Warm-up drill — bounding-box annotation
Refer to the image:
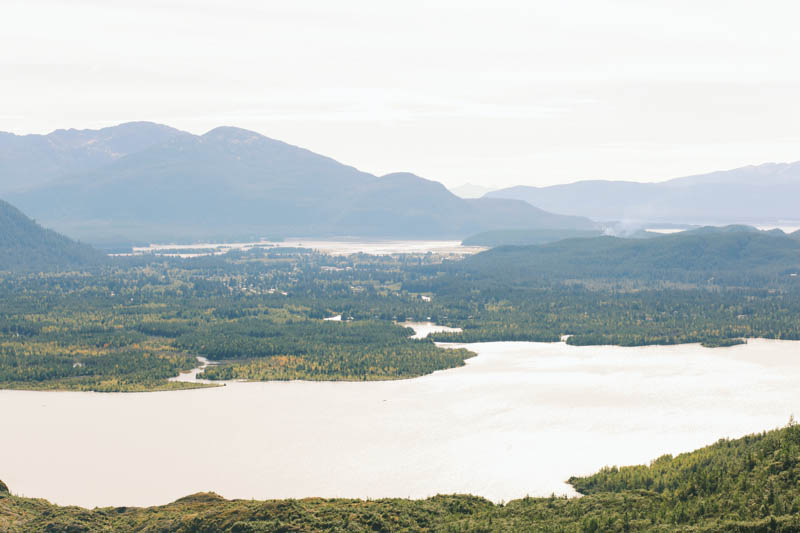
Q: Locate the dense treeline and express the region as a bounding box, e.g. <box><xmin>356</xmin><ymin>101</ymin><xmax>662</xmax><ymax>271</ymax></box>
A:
<box><xmin>4</xmin><ymin>421</ymin><xmax>800</xmax><ymax>531</ymax></box>
<box><xmin>427</xmin><ymin>286</ymin><xmax>800</xmax><ymax>347</ymax></box>
<box><xmin>178</xmin><ymin>319</ymin><xmax>473</xmax><ymax>381</ymax></box>
<box><xmin>0</xmin><ymin>346</ymin><xmax>200</xmax><ymax>392</ymax></box>
<box><xmin>573</xmin><ymin>432</ymin><xmax>800</xmax><ymax>515</ymax></box>
<box><xmin>569</xmin><ymin>419</ymin><xmax>800</xmax><ymax>526</ymax></box>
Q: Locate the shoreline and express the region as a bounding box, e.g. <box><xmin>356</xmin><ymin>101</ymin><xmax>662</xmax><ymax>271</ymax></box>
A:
<box><xmin>2</xmin><ymin>334</ymin><xmax>798</xmax><ymax>393</ymax></box>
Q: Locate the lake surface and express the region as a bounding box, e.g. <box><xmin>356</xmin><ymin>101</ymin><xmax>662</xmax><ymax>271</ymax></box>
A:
<box><xmin>399</xmin><ymin>321</ymin><xmax>462</xmax><ymax>338</ymax></box>
<box><xmin>2</xmin><ymin>336</ymin><xmax>799</xmax><ymax>508</ymax></box>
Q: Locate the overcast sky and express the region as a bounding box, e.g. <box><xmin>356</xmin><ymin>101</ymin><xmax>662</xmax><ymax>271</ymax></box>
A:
<box><xmin>2</xmin><ymin>0</ymin><xmax>799</xmax><ymax>188</ymax></box>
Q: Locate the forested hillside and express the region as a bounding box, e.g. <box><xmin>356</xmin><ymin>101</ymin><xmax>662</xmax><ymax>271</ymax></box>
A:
<box><xmin>0</xmin><ymin>199</ymin><xmax>105</xmax><ymax>271</ymax></box>
<box><xmin>455</xmin><ymin>227</ymin><xmax>800</xmax><ymax>286</ymax></box>
<box><xmin>3</xmin><ymin>421</ymin><xmax>799</xmax><ymax>531</ymax></box>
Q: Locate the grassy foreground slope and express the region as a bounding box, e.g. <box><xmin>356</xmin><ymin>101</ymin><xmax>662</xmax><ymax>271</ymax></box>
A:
<box><xmin>2</xmin><ymin>422</ymin><xmax>800</xmax><ymax>532</ymax></box>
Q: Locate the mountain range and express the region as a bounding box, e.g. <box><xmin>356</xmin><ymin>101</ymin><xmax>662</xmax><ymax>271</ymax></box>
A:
<box><xmin>4</xmin><ymin>122</ymin><xmax>798</xmax><ymax>245</ymax></box>
<box><xmin>2</xmin><ymin>123</ymin><xmax>594</xmax><ymax>244</ymax></box>
<box><xmin>486</xmin><ymin>163</ymin><xmax>800</xmax><ymax>226</ymax></box>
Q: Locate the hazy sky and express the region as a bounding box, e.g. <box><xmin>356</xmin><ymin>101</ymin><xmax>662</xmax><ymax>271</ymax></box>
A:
<box><xmin>2</xmin><ymin>0</ymin><xmax>800</xmax><ymax>188</ymax></box>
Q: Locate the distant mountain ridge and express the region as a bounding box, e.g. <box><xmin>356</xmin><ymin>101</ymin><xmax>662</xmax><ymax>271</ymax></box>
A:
<box><xmin>0</xmin><ymin>199</ymin><xmax>104</xmax><ymax>271</ymax></box>
<box><xmin>486</xmin><ymin>162</ymin><xmax>800</xmax><ymax>225</ymax></box>
<box><xmin>3</xmin><ymin>123</ymin><xmax>595</xmax><ymax>243</ymax></box>
<box><xmin>0</xmin><ymin>122</ymin><xmax>183</xmax><ymax>194</ymax></box>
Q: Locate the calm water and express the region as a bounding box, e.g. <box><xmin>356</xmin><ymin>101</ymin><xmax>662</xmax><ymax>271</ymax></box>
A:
<box><xmin>399</xmin><ymin>321</ymin><xmax>462</xmax><ymax>338</ymax></box>
<box><xmin>2</xmin><ymin>336</ymin><xmax>799</xmax><ymax>508</ymax></box>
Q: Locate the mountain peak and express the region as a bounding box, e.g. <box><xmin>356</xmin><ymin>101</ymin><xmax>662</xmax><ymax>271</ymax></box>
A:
<box><xmin>381</xmin><ymin>171</ymin><xmax>433</xmax><ymax>182</ymax></box>
<box><xmin>378</xmin><ymin>172</ymin><xmax>455</xmax><ymax>195</ymax></box>
<box><xmin>47</xmin><ymin>120</ymin><xmax>174</xmax><ymax>135</ymax></box>
<box><xmin>0</xmin><ymin>122</ymin><xmax>185</xmax><ymax>194</ymax></box>
<box><xmin>202</xmin><ymin>126</ymin><xmax>266</xmax><ymax>143</ymax></box>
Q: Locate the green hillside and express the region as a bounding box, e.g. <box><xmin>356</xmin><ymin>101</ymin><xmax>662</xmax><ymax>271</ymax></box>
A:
<box><xmin>0</xmin><ymin>199</ymin><xmax>104</xmax><ymax>271</ymax></box>
<box><xmin>457</xmin><ymin>227</ymin><xmax>800</xmax><ymax>286</ymax></box>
